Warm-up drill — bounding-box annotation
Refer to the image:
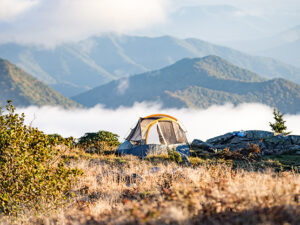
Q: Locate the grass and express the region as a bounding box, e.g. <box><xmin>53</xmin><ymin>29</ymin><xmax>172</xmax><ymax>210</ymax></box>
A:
<box><xmin>1</xmin><ymin>148</ymin><xmax>300</xmax><ymax>225</ymax></box>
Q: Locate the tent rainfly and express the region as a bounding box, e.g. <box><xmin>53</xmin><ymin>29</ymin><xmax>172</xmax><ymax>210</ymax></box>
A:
<box><xmin>117</xmin><ymin>114</ymin><xmax>190</xmax><ymax>158</ymax></box>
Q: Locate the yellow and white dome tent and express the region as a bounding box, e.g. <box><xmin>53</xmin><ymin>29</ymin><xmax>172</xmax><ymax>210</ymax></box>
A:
<box><xmin>117</xmin><ymin>114</ymin><xmax>190</xmax><ymax>158</ymax></box>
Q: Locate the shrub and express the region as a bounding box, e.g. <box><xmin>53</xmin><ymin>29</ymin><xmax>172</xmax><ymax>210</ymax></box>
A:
<box><xmin>77</xmin><ymin>130</ymin><xmax>120</xmax><ymax>153</ymax></box>
<box><xmin>47</xmin><ymin>133</ymin><xmax>74</xmax><ymax>147</ymax></box>
<box><xmin>217</xmin><ymin>145</ymin><xmax>261</xmax><ymax>161</ymax></box>
<box><xmin>167</xmin><ymin>148</ymin><xmax>182</xmax><ymax>164</ymax></box>
<box><xmin>0</xmin><ymin>101</ymin><xmax>82</xmax><ymax>215</ymax></box>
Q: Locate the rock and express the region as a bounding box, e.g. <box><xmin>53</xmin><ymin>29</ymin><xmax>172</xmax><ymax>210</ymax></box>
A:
<box><xmin>206</xmin><ymin>133</ymin><xmax>235</xmax><ymax>145</ymax></box>
<box><xmin>289</xmin><ymin>135</ymin><xmax>300</xmax><ymax>145</ymax></box>
<box><xmin>246</xmin><ymin>130</ymin><xmax>274</xmax><ymax>140</ymax></box>
<box><xmin>228</xmin><ymin>136</ymin><xmax>246</xmax><ymax>144</ymax></box>
<box><xmin>149</xmin><ymin>167</ymin><xmax>161</xmax><ymax>173</ymax></box>
<box><xmin>198</xmin><ymin>131</ymin><xmax>300</xmax><ymax>156</ymax></box>
<box><xmin>191</xmin><ymin>139</ymin><xmax>215</xmax><ymax>153</ymax></box>
<box><xmin>288</xmin><ymin>145</ymin><xmax>300</xmax><ymax>151</ymax></box>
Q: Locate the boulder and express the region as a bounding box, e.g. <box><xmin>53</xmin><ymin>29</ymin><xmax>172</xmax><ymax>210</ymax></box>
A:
<box><xmin>289</xmin><ymin>135</ymin><xmax>300</xmax><ymax>145</ymax></box>
<box><xmin>206</xmin><ymin>133</ymin><xmax>235</xmax><ymax>145</ymax></box>
<box><xmin>246</xmin><ymin>130</ymin><xmax>274</xmax><ymax>140</ymax></box>
<box><xmin>191</xmin><ymin>139</ymin><xmax>215</xmax><ymax>153</ymax></box>
<box><xmin>199</xmin><ymin>130</ymin><xmax>300</xmax><ymax>155</ymax></box>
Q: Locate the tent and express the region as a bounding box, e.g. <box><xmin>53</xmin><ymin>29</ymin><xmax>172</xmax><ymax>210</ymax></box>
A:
<box><xmin>117</xmin><ymin>114</ymin><xmax>190</xmax><ymax>158</ymax></box>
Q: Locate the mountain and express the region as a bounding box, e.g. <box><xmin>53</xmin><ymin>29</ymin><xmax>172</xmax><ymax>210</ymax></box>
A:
<box><xmin>224</xmin><ymin>25</ymin><xmax>300</xmax><ymax>67</ymax></box>
<box><xmin>0</xmin><ymin>35</ymin><xmax>300</xmax><ymax>97</ymax></box>
<box><xmin>0</xmin><ymin>58</ymin><xmax>79</xmax><ymax>108</ymax></box>
<box><xmin>73</xmin><ymin>56</ymin><xmax>300</xmax><ymax>114</ymax></box>
<box><xmin>259</xmin><ymin>39</ymin><xmax>300</xmax><ymax>67</ymax></box>
<box><xmin>150</xmin><ymin>5</ymin><xmax>277</xmax><ymax>42</ymax></box>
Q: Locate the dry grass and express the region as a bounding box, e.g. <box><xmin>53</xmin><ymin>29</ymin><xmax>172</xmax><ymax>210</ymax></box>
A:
<box><xmin>1</xmin><ymin>151</ymin><xmax>300</xmax><ymax>225</ymax></box>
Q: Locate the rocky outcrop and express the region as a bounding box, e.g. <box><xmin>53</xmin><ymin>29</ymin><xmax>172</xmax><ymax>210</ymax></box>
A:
<box><xmin>192</xmin><ymin>130</ymin><xmax>300</xmax><ymax>155</ymax></box>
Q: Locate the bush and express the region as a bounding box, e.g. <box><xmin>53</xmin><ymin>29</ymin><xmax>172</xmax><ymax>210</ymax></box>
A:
<box><xmin>168</xmin><ymin>148</ymin><xmax>182</xmax><ymax>164</ymax></box>
<box><xmin>47</xmin><ymin>133</ymin><xmax>75</xmax><ymax>147</ymax></box>
<box><xmin>217</xmin><ymin>145</ymin><xmax>261</xmax><ymax>161</ymax></box>
<box><xmin>77</xmin><ymin>130</ymin><xmax>120</xmax><ymax>153</ymax></box>
<box><xmin>0</xmin><ymin>101</ymin><xmax>82</xmax><ymax>215</ymax></box>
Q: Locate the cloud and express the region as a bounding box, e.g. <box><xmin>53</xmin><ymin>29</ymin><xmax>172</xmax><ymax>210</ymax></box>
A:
<box><xmin>0</xmin><ymin>0</ymin><xmax>169</xmax><ymax>46</ymax></box>
<box><xmin>172</xmin><ymin>0</ymin><xmax>300</xmax><ymax>12</ymax></box>
<box><xmin>117</xmin><ymin>78</ymin><xmax>129</xmax><ymax>95</ymax></box>
<box><xmin>0</xmin><ymin>0</ymin><xmax>38</xmax><ymax>21</ymax></box>
<box><xmin>17</xmin><ymin>103</ymin><xmax>300</xmax><ymax>142</ymax></box>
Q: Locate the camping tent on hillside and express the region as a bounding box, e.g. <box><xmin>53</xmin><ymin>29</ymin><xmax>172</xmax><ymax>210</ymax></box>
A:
<box><xmin>117</xmin><ymin>114</ymin><xmax>190</xmax><ymax>158</ymax></box>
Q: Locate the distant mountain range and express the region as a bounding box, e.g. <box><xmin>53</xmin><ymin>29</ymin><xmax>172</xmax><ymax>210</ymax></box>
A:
<box><xmin>154</xmin><ymin>5</ymin><xmax>276</xmax><ymax>42</ymax></box>
<box><xmin>0</xmin><ymin>58</ymin><xmax>79</xmax><ymax>108</ymax></box>
<box><xmin>226</xmin><ymin>25</ymin><xmax>300</xmax><ymax>67</ymax></box>
<box><xmin>0</xmin><ymin>34</ymin><xmax>300</xmax><ymax>97</ymax></box>
<box><xmin>73</xmin><ymin>56</ymin><xmax>300</xmax><ymax>114</ymax></box>
<box><xmin>140</xmin><ymin>4</ymin><xmax>296</xmax><ymax>42</ymax></box>
<box><xmin>259</xmin><ymin>39</ymin><xmax>300</xmax><ymax>68</ymax></box>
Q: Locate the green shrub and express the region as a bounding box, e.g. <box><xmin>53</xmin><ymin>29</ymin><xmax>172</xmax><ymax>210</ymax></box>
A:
<box><xmin>0</xmin><ymin>101</ymin><xmax>82</xmax><ymax>215</ymax></box>
<box><xmin>47</xmin><ymin>133</ymin><xmax>75</xmax><ymax>147</ymax></box>
<box><xmin>77</xmin><ymin>130</ymin><xmax>120</xmax><ymax>153</ymax></box>
<box><xmin>168</xmin><ymin>148</ymin><xmax>182</xmax><ymax>164</ymax></box>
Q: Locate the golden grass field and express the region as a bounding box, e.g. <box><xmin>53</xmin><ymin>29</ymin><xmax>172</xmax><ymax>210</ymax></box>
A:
<box><xmin>3</xmin><ymin>148</ymin><xmax>298</xmax><ymax>225</ymax></box>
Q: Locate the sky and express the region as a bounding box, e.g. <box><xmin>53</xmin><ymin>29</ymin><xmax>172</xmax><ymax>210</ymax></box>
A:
<box><xmin>0</xmin><ymin>0</ymin><xmax>300</xmax><ymax>46</ymax></box>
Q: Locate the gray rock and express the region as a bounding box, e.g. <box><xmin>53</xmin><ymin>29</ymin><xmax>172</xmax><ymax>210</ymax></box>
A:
<box><xmin>191</xmin><ymin>139</ymin><xmax>215</xmax><ymax>152</ymax></box>
<box><xmin>288</xmin><ymin>145</ymin><xmax>300</xmax><ymax>151</ymax></box>
<box><xmin>201</xmin><ymin>130</ymin><xmax>300</xmax><ymax>155</ymax></box>
<box><xmin>206</xmin><ymin>133</ymin><xmax>235</xmax><ymax>145</ymax></box>
<box><xmin>246</xmin><ymin>130</ymin><xmax>274</xmax><ymax>140</ymax></box>
<box><xmin>289</xmin><ymin>135</ymin><xmax>300</xmax><ymax>145</ymax></box>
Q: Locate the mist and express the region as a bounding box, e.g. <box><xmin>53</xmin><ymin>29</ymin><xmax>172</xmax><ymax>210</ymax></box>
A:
<box><xmin>0</xmin><ymin>0</ymin><xmax>169</xmax><ymax>46</ymax></box>
<box><xmin>17</xmin><ymin>103</ymin><xmax>300</xmax><ymax>142</ymax></box>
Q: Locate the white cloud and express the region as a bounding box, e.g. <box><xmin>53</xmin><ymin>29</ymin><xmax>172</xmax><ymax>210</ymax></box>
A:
<box><xmin>0</xmin><ymin>0</ymin><xmax>38</xmax><ymax>21</ymax></box>
<box><xmin>17</xmin><ymin>103</ymin><xmax>300</xmax><ymax>142</ymax></box>
<box><xmin>117</xmin><ymin>78</ymin><xmax>129</xmax><ymax>95</ymax></box>
<box><xmin>0</xmin><ymin>0</ymin><xmax>169</xmax><ymax>46</ymax></box>
<box><xmin>173</xmin><ymin>0</ymin><xmax>300</xmax><ymax>12</ymax></box>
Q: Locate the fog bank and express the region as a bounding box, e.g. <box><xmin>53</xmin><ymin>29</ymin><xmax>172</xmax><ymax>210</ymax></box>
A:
<box><xmin>17</xmin><ymin>103</ymin><xmax>300</xmax><ymax>142</ymax></box>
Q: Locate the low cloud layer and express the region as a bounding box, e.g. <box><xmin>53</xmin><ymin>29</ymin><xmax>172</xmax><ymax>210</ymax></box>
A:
<box><xmin>17</xmin><ymin>103</ymin><xmax>300</xmax><ymax>142</ymax></box>
<box><xmin>0</xmin><ymin>0</ymin><xmax>169</xmax><ymax>46</ymax></box>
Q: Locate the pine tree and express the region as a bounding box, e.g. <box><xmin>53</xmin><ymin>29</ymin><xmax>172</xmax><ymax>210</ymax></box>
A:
<box><xmin>269</xmin><ymin>108</ymin><xmax>291</xmax><ymax>135</ymax></box>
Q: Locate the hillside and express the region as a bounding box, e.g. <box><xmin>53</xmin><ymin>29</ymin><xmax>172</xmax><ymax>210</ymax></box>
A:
<box><xmin>0</xmin><ymin>58</ymin><xmax>80</xmax><ymax>108</ymax></box>
<box><xmin>73</xmin><ymin>56</ymin><xmax>300</xmax><ymax>114</ymax></box>
<box><xmin>0</xmin><ymin>35</ymin><xmax>300</xmax><ymax>96</ymax></box>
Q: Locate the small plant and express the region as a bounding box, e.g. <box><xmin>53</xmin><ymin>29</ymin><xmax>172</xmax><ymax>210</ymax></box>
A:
<box><xmin>0</xmin><ymin>101</ymin><xmax>81</xmax><ymax>215</ymax></box>
<box><xmin>269</xmin><ymin>108</ymin><xmax>291</xmax><ymax>135</ymax></box>
<box><xmin>77</xmin><ymin>130</ymin><xmax>120</xmax><ymax>153</ymax></box>
<box><xmin>246</xmin><ymin>143</ymin><xmax>261</xmax><ymax>154</ymax></box>
<box><xmin>167</xmin><ymin>148</ymin><xmax>182</xmax><ymax>164</ymax></box>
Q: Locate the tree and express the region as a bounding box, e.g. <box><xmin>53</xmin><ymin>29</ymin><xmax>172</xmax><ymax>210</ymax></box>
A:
<box><xmin>269</xmin><ymin>108</ymin><xmax>291</xmax><ymax>135</ymax></box>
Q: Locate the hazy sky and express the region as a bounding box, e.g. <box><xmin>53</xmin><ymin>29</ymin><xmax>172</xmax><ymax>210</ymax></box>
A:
<box><xmin>0</xmin><ymin>0</ymin><xmax>299</xmax><ymax>46</ymax></box>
